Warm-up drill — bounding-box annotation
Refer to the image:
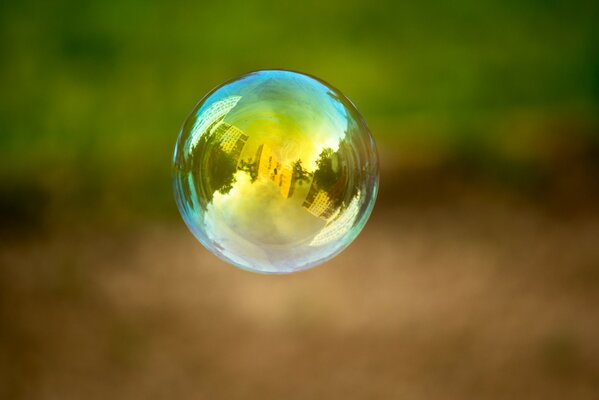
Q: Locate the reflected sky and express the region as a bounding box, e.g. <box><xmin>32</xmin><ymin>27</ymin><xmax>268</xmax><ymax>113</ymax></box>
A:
<box><xmin>173</xmin><ymin>70</ymin><xmax>378</xmax><ymax>273</ymax></box>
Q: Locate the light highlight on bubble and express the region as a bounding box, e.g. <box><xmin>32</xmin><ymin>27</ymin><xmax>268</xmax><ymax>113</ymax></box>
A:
<box><xmin>173</xmin><ymin>70</ymin><xmax>379</xmax><ymax>274</ymax></box>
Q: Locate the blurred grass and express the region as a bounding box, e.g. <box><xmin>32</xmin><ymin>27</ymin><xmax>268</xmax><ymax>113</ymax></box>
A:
<box><xmin>0</xmin><ymin>0</ymin><xmax>598</xmax><ymax>225</ymax></box>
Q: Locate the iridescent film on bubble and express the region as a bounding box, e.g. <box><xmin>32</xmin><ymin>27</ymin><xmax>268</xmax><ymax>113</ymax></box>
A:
<box><xmin>173</xmin><ymin>70</ymin><xmax>378</xmax><ymax>274</ymax></box>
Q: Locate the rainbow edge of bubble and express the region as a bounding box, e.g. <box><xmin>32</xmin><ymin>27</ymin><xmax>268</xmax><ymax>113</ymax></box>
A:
<box><xmin>172</xmin><ymin>70</ymin><xmax>379</xmax><ymax>274</ymax></box>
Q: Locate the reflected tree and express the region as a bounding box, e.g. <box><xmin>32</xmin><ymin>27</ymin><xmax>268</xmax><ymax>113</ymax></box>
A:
<box><xmin>190</xmin><ymin>131</ymin><xmax>238</xmax><ymax>204</ymax></box>
<box><xmin>238</xmin><ymin>157</ymin><xmax>258</xmax><ymax>182</ymax></box>
<box><xmin>292</xmin><ymin>159</ymin><xmax>309</xmax><ymax>186</ymax></box>
<box><xmin>209</xmin><ymin>146</ymin><xmax>237</xmax><ymax>195</ymax></box>
<box><xmin>313</xmin><ymin>148</ymin><xmax>338</xmax><ymax>189</ymax></box>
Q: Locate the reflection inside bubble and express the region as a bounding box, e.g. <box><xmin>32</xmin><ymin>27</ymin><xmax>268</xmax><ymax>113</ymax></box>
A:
<box><xmin>173</xmin><ymin>70</ymin><xmax>378</xmax><ymax>273</ymax></box>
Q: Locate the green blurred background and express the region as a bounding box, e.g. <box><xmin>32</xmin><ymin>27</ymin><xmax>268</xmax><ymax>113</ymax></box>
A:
<box><xmin>1</xmin><ymin>1</ymin><xmax>598</xmax><ymax>399</ymax></box>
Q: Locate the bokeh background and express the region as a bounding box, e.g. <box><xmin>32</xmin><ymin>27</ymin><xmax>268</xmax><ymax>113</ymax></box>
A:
<box><xmin>1</xmin><ymin>1</ymin><xmax>598</xmax><ymax>399</ymax></box>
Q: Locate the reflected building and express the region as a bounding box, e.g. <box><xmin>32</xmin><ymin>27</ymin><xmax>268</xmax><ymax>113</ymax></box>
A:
<box><xmin>309</xmin><ymin>191</ymin><xmax>361</xmax><ymax>246</ymax></box>
<box><xmin>302</xmin><ymin>173</ymin><xmax>347</xmax><ymax>220</ymax></box>
<box><xmin>213</xmin><ymin>122</ymin><xmax>248</xmax><ymax>161</ymax></box>
<box><xmin>302</xmin><ymin>187</ymin><xmax>336</xmax><ymax>220</ymax></box>
<box><xmin>276</xmin><ymin>166</ymin><xmax>294</xmax><ymax>198</ymax></box>
<box><xmin>254</xmin><ymin>144</ymin><xmax>295</xmax><ymax>198</ymax></box>
<box><xmin>255</xmin><ymin>143</ymin><xmax>275</xmax><ymax>179</ymax></box>
<box><xmin>186</xmin><ymin>96</ymin><xmax>242</xmax><ymax>154</ymax></box>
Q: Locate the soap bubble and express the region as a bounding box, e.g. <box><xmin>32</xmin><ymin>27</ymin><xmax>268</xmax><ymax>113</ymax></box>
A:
<box><xmin>172</xmin><ymin>70</ymin><xmax>379</xmax><ymax>274</ymax></box>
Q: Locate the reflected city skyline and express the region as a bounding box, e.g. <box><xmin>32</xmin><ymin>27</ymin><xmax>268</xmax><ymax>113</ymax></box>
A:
<box><xmin>186</xmin><ymin>109</ymin><xmax>356</xmax><ymax>223</ymax></box>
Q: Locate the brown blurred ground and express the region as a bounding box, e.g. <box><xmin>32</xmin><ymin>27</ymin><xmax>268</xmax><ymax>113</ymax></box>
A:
<box><xmin>1</xmin><ymin>175</ymin><xmax>598</xmax><ymax>400</ymax></box>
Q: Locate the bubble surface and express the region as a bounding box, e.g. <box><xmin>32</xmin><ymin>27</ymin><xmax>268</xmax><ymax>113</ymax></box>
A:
<box><xmin>173</xmin><ymin>70</ymin><xmax>379</xmax><ymax>274</ymax></box>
